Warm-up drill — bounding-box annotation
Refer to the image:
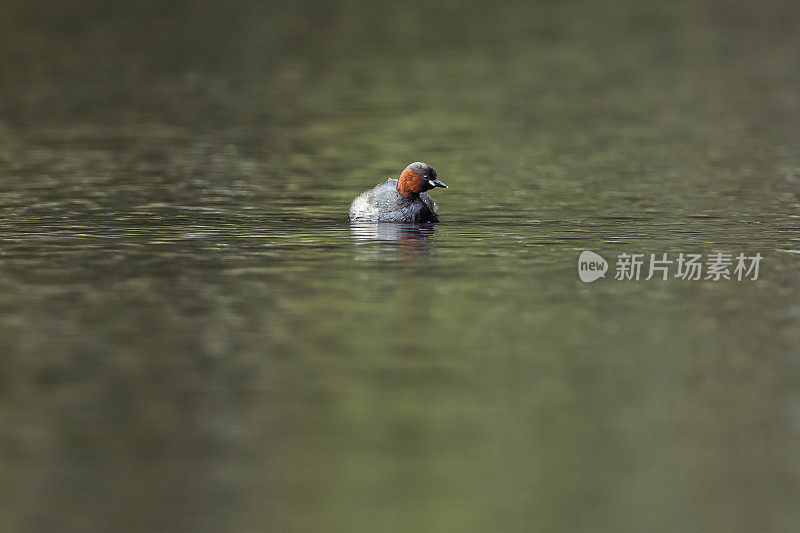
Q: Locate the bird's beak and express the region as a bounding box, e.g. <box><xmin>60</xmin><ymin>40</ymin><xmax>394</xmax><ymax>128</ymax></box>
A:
<box><xmin>428</xmin><ymin>179</ymin><xmax>448</xmax><ymax>189</ymax></box>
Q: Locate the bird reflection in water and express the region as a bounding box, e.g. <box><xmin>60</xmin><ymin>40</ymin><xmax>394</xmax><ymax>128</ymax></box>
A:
<box><xmin>349</xmin><ymin>222</ymin><xmax>439</xmax><ymax>356</ymax></box>
<box><xmin>349</xmin><ymin>222</ymin><xmax>437</xmax><ymax>269</ymax></box>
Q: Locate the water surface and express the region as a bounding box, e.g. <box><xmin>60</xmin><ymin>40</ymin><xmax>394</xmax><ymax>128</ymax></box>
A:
<box><xmin>1</xmin><ymin>0</ymin><xmax>800</xmax><ymax>531</ymax></box>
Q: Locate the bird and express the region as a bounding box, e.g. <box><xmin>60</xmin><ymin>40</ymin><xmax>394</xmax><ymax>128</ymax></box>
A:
<box><xmin>348</xmin><ymin>162</ymin><xmax>448</xmax><ymax>222</ymax></box>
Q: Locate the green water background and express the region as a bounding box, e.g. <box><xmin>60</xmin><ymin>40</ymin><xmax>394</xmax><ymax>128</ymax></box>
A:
<box><xmin>1</xmin><ymin>0</ymin><xmax>799</xmax><ymax>531</ymax></box>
